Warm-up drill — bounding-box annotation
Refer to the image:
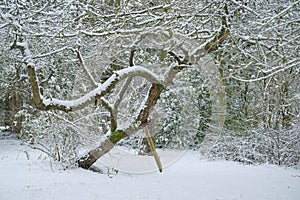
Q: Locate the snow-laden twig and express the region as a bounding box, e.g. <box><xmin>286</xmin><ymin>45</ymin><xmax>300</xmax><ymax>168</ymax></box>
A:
<box><xmin>86</xmin><ymin>4</ymin><xmax>171</xmax><ymax>19</ymax></box>
<box><xmin>231</xmin><ymin>60</ymin><xmax>299</xmax><ymax>82</ymax></box>
<box><xmin>32</xmin><ymin>47</ymin><xmax>71</xmax><ymax>59</ymax></box>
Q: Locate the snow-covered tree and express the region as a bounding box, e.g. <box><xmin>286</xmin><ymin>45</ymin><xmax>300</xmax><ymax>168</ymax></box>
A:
<box><xmin>1</xmin><ymin>0</ymin><xmax>299</xmax><ymax>168</ymax></box>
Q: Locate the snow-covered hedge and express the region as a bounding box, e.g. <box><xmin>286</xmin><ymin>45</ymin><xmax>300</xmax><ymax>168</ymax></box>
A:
<box><xmin>206</xmin><ymin>129</ymin><xmax>300</xmax><ymax>167</ymax></box>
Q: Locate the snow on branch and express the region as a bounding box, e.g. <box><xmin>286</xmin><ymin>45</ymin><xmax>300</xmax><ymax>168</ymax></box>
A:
<box><xmin>42</xmin><ymin>66</ymin><xmax>163</xmax><ymax>112</ymax></box>
<box><xmin>86</xmin><ymin>4</ymin><xmax>171</xmax><ymax>19</ymax></box>
<box><xmin>231</xmin><ymin>60</ymin><xmax>299</xmax><ymax>83</ymax></box>
<box><xmin>261</xmin><ymin>1</ymin><xmax>299</xmax><ymax>27</ymax></box>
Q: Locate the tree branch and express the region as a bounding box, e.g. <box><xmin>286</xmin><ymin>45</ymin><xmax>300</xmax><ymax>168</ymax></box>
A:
<box><xmin>75</xmin><ymin>48</ymin><xmax>98</xmax><ymax>88</ymax></box>
<box><xmin>14</xmin><ymin>40</ymin><xmax>163</xmax><ymax>113</ymax></box>
<box><xmin>205</xmin><ymin>3</ymin><xmax>230</xmax><ymax>53</ymax></box>
<box><xmin>76</xmin><ymin>47</ymin><xmax>115</xmax><ymax>128</ymax></box>
<box><xmin>42</xmin><ymin>66</ymin><xmax>163</xmax><ymax>112</ymax></box>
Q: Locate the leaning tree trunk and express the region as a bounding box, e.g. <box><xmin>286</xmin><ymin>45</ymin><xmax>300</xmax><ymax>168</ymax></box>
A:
<box><xmin>77</xmin><ymin>83</ymin><xmax>164</xmax><ymax>169</ymax></box>
<box><xmin>77</xmin><ymin>138</ymin><xmax>117</xmax><ymax>169</ymax></box>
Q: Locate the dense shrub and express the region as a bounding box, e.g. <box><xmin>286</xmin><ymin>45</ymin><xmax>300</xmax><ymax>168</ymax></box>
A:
<box><xmin>206</xmin><ymin>129</ymin><xmax>300</xmax><ymax>167</ymax></box>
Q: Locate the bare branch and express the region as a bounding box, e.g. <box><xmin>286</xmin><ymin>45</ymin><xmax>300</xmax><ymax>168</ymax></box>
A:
<box><xmin>75</xmin><ymin>48</ymin><xmax>98</xmax><ymax>88</ymax></box>
<box><xmin>231</xmin><ymin>60</ymin><xmax>299</xmax><ymax>83</ymax></box>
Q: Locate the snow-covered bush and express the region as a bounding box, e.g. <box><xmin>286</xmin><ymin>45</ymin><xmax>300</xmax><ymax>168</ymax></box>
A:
<box><xmin>19</xmin><ymin>109</ymin><xmax>85</xmax><ymax>167</ymax></box>
<box><xmin>206</xmin><ymin>129</ymin><xmax>300</xmax><ymax>167</ymax></box>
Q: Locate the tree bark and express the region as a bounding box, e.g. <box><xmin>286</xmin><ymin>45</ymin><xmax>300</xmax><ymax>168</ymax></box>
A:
<box><xmin>10</xmin><ymin>92</ymin><xmax>22</xmax><ymax>133</ymax></box>
<box><xmin>78</xmin><ymin>138</ymin><xmax>116</xmax><ymax>169</ymax></box>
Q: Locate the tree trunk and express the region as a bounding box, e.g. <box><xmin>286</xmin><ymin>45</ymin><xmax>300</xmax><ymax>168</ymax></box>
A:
<box><xmin>78</xmin><ymin>138</ymin><xmax>115</xmax><ymax>169</ymax></box>
<box><xmin>9</xmin><ymin>91</ymin><xmax>22</xmax><ymax>133</ymax></box>
<box><xmin>77</xmin><ymin>83</ymin><xmax>164</xmax><ymax>169</ymax></box>
<box><xmin>215</xmin><ymin>67</ymin><xmax>226</xmax><ymax>129</ymax></box>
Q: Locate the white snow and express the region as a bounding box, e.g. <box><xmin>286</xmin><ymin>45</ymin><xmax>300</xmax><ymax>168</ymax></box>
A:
<box><xmin>1</xmin><ymin>136</ymin><xmax>299</xmax><ymax>200</ymax></box>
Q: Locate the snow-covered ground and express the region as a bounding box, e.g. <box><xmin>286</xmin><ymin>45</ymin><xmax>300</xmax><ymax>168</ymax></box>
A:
<box><xmin>1</xmin><ymin>134</ymin><xmax>299</xmax><ymax>200</ymax></box>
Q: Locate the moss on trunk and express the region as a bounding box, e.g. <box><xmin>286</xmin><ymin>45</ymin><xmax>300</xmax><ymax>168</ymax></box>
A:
<box><xmin>109</xmin><ymin>130</ymin><xmax>127</xmax><ymax>144</ymax></box>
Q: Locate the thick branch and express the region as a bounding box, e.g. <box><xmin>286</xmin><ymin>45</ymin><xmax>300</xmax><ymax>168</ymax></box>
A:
<box><xmin>205</xmin><ymin>3</ymin><xmax>230</xmax><ymax>53</ymax></box>
<box><xmin>43</xmin><ymin>66</ymin><xmax>162</xmax><ymax>112</ymax></box>
<box><xmin>137</xmin><ymin>83</ymin><xmax>164</xmax><ymax>123</ymax></box>
<box><xmin>13</xmin><ymin>41</ymin><xmax>44</xmax><ymax>108</ymax></box>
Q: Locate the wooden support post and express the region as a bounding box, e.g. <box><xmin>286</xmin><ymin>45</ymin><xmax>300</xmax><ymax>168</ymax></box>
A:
<box><xmin>144</xmin><ymin>127</ymin><xmax>163</xmax><ymax>173</ymax></box>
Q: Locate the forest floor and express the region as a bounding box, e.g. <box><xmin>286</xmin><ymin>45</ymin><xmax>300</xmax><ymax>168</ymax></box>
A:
<box><xmin>0</xmin><ymin>132</ymin><xmax>299</xmax><ymax>200</ymax></box>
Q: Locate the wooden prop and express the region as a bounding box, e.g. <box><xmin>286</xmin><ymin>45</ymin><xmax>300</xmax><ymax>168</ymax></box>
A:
<box><xmin>144</xmin><ymin>127</ymin><xmax>163</xmax><ymax>172</ymax></box>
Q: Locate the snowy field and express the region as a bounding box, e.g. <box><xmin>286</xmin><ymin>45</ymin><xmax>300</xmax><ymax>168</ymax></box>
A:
<box><xmin>1</xmin><ymin>134</ymin><xmax>299</xmax><ymax>200</ymax></box>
